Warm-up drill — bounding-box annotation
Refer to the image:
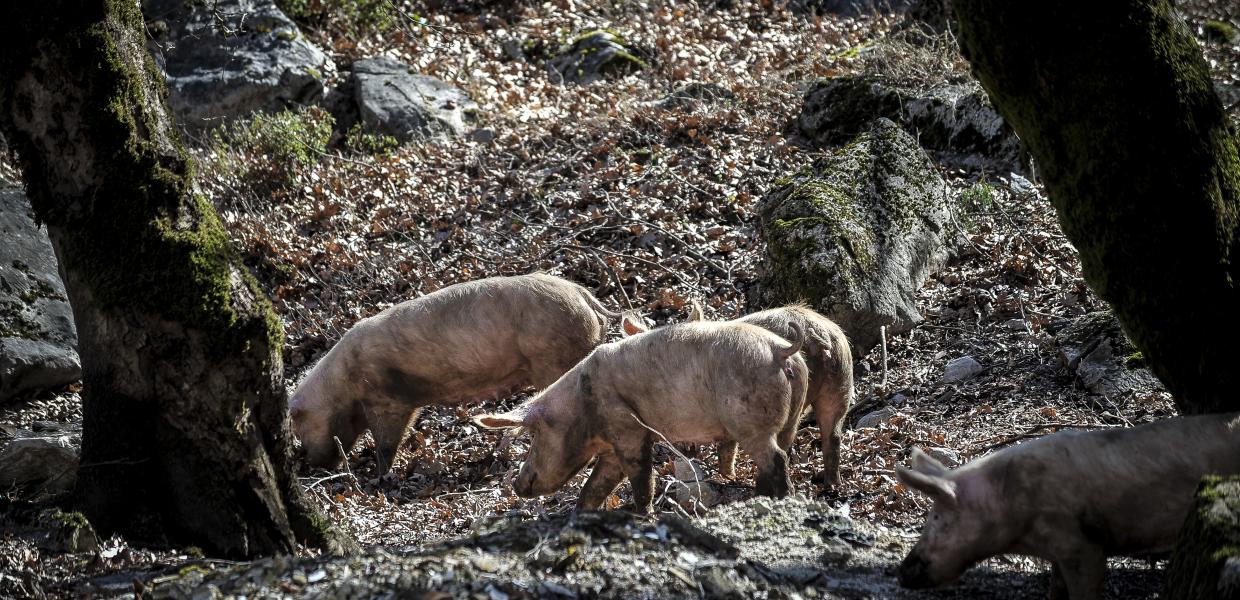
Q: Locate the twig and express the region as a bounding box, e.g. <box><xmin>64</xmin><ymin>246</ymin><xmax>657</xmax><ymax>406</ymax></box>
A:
<box><xmin>574</xmin><ymin>246</ymin><xmax>634</xmax><ymax>311</ymax></box>
<box><xmin>879</xmin><ymin>325</ymin><xmax>889</xmax><ymax>389</ymax></box>
<box><xmin>304</xmin><ymin>472</ymin><xmax>353</xmax><ymax>491</ymax></box>
<box><xmin>971</xmin><ymin>422</ymin><xmax>1116</xmax><ymax>455</ymax></box>
<box><xmin>333</xmin><ymin>435</ymin><xmax>363</xmax><ymax>493</ymax></box>
<box><xmin>629</xmin><ymin>412</ymin><xmax>704</xmax><ymax>516</ymax></box>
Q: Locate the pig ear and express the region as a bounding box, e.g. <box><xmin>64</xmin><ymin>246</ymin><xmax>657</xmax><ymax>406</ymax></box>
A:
<box><xmin>621</xmin><ymin>313</ymin><xmax>650</xmax><ymax>337</ymax></box>
<box><xmin>910</xmin><ymin>447</ymin><xmax>949</xmax><ymax>477</ymax></box>
<box><xmin>687</xmin><ymin>300</ymin><xmax>705</xmax><ymax>321</ymax></box>
<box><xmin>473</xmin><ymin>409</ymin><xmax>526</xmax><ymax>429</ymax></box>
<box><xmin>897</xmin><ymin>465</ymin><xmax>958</xmax><ymax>506</ymax></box>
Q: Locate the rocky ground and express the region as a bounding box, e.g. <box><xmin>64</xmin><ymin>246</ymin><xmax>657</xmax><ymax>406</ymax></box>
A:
<box><xmin>1</xmin><ymin>0</ymin><xmax>1238</xmax><ymax>598</ymax></box>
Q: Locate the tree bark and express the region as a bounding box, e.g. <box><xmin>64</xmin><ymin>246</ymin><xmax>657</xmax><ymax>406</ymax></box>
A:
<box><xmin>953</xmin><ymin>0</ymin><xmax>1240</xmax><ymax>414</ymax></box>
<box><xmin>0</xmin><ymin>0</ymin><xmax>353</xmax><ymax>557</ymax></box>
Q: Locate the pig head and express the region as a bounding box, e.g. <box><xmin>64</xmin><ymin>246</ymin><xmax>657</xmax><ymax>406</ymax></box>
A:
<box><xmin>895</xmin><ymin>448</ymin><xmax>1013</xmax><ymax>589</ymax></box>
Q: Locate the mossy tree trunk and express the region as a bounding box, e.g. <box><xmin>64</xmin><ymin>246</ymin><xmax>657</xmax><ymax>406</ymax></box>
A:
<box><xmin>953</xmin><ymin>0</ymin><xmax>1240</xmax><ymax>415</ymax></box>
<box><xmin>0</xmin><ymin>1</ymin><xmax>352</xmax><ymax>557</ymax></box>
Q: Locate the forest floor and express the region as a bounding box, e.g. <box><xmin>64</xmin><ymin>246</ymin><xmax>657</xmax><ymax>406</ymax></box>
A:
<box><xmin>2</xmin><ymin>0</ymin><xmax>1239</xmax><ymax>598</ymax></box>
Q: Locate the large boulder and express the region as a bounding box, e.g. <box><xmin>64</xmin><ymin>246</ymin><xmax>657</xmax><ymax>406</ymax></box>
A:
<box><xmin>0</xmin><ymin>184</ymin><xmax>81</xmax><ymax>402</ymax></box>
<box><xmin>348</xmin><ymin>57</ymin><xmax>480</xmax><ymax>142</ymax></box>
<box><xmin>1166</xmin><ymin>476</ymin><xmax>1240</xmax><ymax>599</ymax></box>
<box><xmin>796</xmin><ymin>75</ymin><xmax>1024</xmax><ymax>172</ymax></box>
<box><xmin>545</xmin><ymin>29</ymin><xmax>649</xmax><ymax>85</ymax></box>
<box><xmin>144</xmin><ymin>0</ymin><xmax>331</xmax><ymax>126</ymax></box>
<box><xmin>755</xmin><ymin>119</ymin><xmax>956</xmax><ymax>354</ymax></box>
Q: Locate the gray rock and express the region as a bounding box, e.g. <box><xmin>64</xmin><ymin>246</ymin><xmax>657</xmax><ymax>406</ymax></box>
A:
<box><xmin>796</xmin><ymin>75</ymin><xmax>1025</xmax><ymax>173</ymax></box>
<box><xmin>1056</xmin><ymin>311</ymin><xmax>1162</xmax><ymax>397</ymax></box>
<box><xmin>0</xmin><ymin>422</ymin><xmax>80</xmax><ymax>498</ymax></box>
<box><xmin>755</xmin><ymin>119</ymin><xmax>957</xmax><ymax>354</ymax></box>
<box><xmin>546</xmin><ymin>30</ymin><xmax>649</xmax><ymax>85</ymax></box>
<box><xmin>673</xmin><ymin>458</ymin><xmax>722</xmax><ymax>508</ymax></box>
<box><xmin>647</xmin><ymin>82</ymin><xmax>735</xmax><ymax>110</ymax></box>
<box><xmin>0</xmin><ymin>184</ymin><xmax>81</xmax><ymax>402</ymax></box>
<box><xmin>924</xmin><ymin>446</ymin><xmax>960</xmax><ymax>468</ymax></box>
<box><xmin>145</xmin><ymin>0</ymin><xmax>331</xmax><ymax>126</ymax></box>
<box><xmin>854</xmin><ymin>407</ymin><xmax>896</xmax><ymax>429</ymax></box>
<box><xmin>939</xmin><ymin>355</ymin><xmax>983</xmax><ymax>384</ymax></box>
<box><xmin>351</xmin><ymin>57</ymin><xmax>480</xmax><ymax>142</ymax></box>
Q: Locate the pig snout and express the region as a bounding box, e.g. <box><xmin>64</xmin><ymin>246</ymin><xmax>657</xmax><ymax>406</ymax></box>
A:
<box><xmin>512</xmin><ymin>468</ymin><xmax>540</xmax><ymax>498</ymax></box>
<box><xmin>897</xmin><ymin>553</ymin><xmax>935</xmax><ymax>589</ymax></box>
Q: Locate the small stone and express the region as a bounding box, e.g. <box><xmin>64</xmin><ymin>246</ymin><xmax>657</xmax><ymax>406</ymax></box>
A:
<box><xmin>939</xmin><ymin>356</ymin><xmax>983</xmax><ymax>384</ymax></box>
<box><xmin>470</xmin><ymin>128</ymin><xmax>496</xmax><ymax>144</ymax></box>
<box><xmin>307</xmin><ymin>569</ymin><xmax>326</xmax><ymax>583</ymax></box>
<box><xmin>924</xmin><ymin>447</ymin><xmax>960</xmax><ymax>468</ymax></box>
<box><xmin>1003</xmin><ymin>318</ymin><xmax>1029</xmax><ymax>332</ymax></box>
<box><xmin>853</xmin><ymin>407</ymin><xmax>895</xmax><ymax>430</ymax></box>
<box><xmin>888</xmin><ymin>392</ymin><xmax>910</xmax><ymax>407</ymax></box>
<box><xmin>673</xmin><ymin>458</ymin><xmax>707</xmax><ymax>482</ymax></box>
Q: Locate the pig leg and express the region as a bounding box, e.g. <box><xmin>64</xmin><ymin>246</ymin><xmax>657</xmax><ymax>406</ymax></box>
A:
<box><xmin>745</xmin><ymin>435</ymin><xmax>791</xmax><ymax>498</ymax></box>
<box><xmin>577</xmin><ymin>452</ymin><xmax>626</xmax><ymax>511</ymax></box>
<box><xmin>366</xmin><ymin>402</ymin><xmax>419</xmax><ymax>475</ymax></box>
<box><xmin>814</xmin><ymin>397</ymin><xmax>847</xmax><ymax>491</ymax></box>
<box><xmin>717</xmin><ymin>442</ymin><xmax>738</xmax><ymax>478</ymax></box>
<box><xmin>1049</xmin><ymin>546</ymin><xmax>1106</xmax><ymax>600</ymax></box>
<box><xmin>614</xmin><ymin>435</ymin><xmax>655</xmax><ymax>513</ymax></box>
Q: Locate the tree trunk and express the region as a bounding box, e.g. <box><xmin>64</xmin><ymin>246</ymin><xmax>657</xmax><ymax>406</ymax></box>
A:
<box><xmin>0</xmin><ymin>1</ymin><xmax>353</xmax><ymax>557</ymax></box>
<box><xmin>953</xmin><ymin>0</ymin><xmax>1240</xmax><ymax>414</ymax></box>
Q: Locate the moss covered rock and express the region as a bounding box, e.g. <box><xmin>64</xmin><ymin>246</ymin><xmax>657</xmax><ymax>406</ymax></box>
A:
<box><xmin>545</xmin><ymin>29</ymin><xmax>649</xmax><ymax>85</ymax></box>
<box><xmin>796</xmin><ymin>74</ymin><xmax>1024</xmax><ymax>173</ymax></box>
<box><xmin>756</xmin><ymin>119</ymin><xmax>956</xmax><ymax>354</ymax></box>
<box><xmin>0</xmin><ymin>183</ymin><xmax>80</xmax><ymax>402</ymax></box>
<box><xmin>1166</xmin><ymin>475</ymin><xmax>1240</xmax><ymax>599</ymax></box>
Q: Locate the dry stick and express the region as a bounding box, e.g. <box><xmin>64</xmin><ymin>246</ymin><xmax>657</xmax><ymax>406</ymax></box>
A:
<box><xmin>629</xmin><ymin>412</ymin><xmax>705</xmax><ymax>517</ymax></box>
<box><xmin>879</xmin><ymin>325</ymin><xmax>889</xmax><ymax>389</ymax></box>
<box><xmin>552</xmin><ymin>244</ymin><xmax>634</xmax><ymax>310</ymax></box>
<box><xmin>333</xmin><ymin>435</ymin><xmax>363</xmax><ymax>493</ymax></box>
<box><xmin>971</xmin><ymin>422</ymin><xmax>1115</xmax><ymax>456</ymax></box>
<box><xmin>304</xmin><ymin>472</ymin><xmax>354</xmax><ymax>491</ymax></box>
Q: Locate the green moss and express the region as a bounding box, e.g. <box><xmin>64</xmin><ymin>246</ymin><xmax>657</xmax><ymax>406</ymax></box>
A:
<box><xmin>211</xmin><ymin>106</ymin><xmax>333</xmax><ymax>193</ymax></box>
<box><xmin>49</xmin><ymin>509</ymin><xmax>90</xmax><ymax>529</ymax></box>
<box><xmin>0</xmin><ymin>299</ymin><xmax>41</xmax><ymax>339</ymax></box>
<box><xmin>959</xmin><ymin>182</ymin><xmax>997</xmax><ymax>212</ymax></box>
<box><xmin>344</xmin><ymin>123</ymin><xmax>398</xmax><ymax>155</ymax></box>
<box><xmin>1203</xmin><ymin>20</ymin><xmax>1237</xmax><ymax>43</ymax></box>
<box><xmin>277</xmin><ymin>0</ymin><xmax>395</xmax><ymax>36</ymax></box>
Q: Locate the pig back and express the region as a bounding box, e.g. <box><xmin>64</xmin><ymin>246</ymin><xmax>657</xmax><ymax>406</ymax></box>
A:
<box><xmin>360</xmin><ymin>275</ymin><xmax>609</xmax><ymax>402</ymax></box>
<box><xmin>589</xmin><ymin>321</ymin><xmax>802</xmax><ymax>443</ymax></box>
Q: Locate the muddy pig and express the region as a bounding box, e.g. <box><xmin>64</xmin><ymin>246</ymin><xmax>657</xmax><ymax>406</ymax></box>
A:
<box><xmin>625</xmin><ymin>303</ymin><xmax>853</xmax><ymax>489</ymax></box>
<box><xmin>290</xmin><ymin>273</ymin><xmax>620</xmax><ymax>474</ymax></box>
<box><xmin>897</xmin><ymin>412</ymin><xmax>1240</xmax><ymax>600</ymax></box>
<box><xmin>475</xmin><ymin>320</ymin><xmax>809</xmax><ymax>512</ymax></box>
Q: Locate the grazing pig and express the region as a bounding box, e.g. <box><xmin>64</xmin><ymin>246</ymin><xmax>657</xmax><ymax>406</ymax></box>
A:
<box><xmin>475</xmin><ymin>321</ymin><xmax>809</xmax><ymax>512</ymax></box>
<box><xmin>624</xmin><ymin>303</ymin><xmax>854</xmax><ymax>489</ymax></box>
<box><xmin>289</xmin><ymin>273</ymin><xmax>620</xmax><ymax>474</ymax></box>
<box><xmin>897</xmin><ymin>413</ymin><xmax>1240</xmax><ymax>600</ymax></box>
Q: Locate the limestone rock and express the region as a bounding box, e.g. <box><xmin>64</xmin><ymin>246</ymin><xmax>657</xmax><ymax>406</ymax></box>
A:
<box><xmin>796</xmin><ymin>75</ymin><xmax>1024</xmax><ymax>172</ymax></box>
<box><xmin>545</xmin><ymin>30</ymin><xmax>649</xmax><ymax>85</ymax></box>
<box><xmin>1056</xmin><ymin>311</ymin><xmax>1162</xmax><ymax>397</ymax></box>
<box><xmin>144</xmin><ymin>0</ymin><xmax>331</xmax><ymax>126</ymax></box>
<box><xmin>0</xmin><ymin>184</ymin><xmax>81</xmax><ymax>402</ymax></box>
<box><xmin>0</xmin><ymin>421</ymin><xmax>80</xmax><ymax>499</ymax></box>
<box><xmin>939</xmin><ymin>355</ymin><xmax>983</xmax><ymax>384</ymax></box>
<box><xmin>755</xmin><ymin>119</ymin><xmax>957</xmax><ymax>354</ymax></box>
<box><xmin>350</xmin><ymin>57</ymin><xmax>479</xmax><ymax>142</ymax></box>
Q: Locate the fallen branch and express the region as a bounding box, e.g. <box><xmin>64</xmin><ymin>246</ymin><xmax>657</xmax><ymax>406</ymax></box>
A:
<box><xmin>630</xmin><ymin>412</ymin><xmax>704</xmax><ymax>516</ymax></box>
